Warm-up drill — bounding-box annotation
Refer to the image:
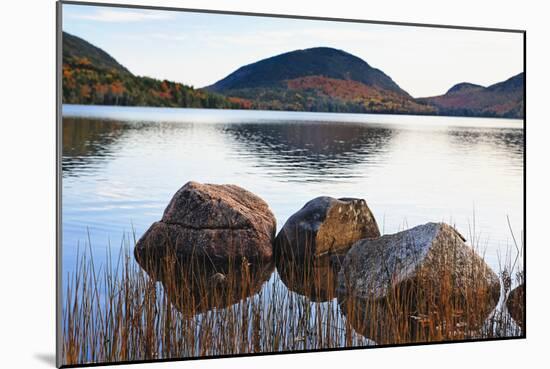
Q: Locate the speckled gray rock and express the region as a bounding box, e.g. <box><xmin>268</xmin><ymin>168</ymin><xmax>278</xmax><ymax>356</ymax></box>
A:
<box><xmin>337</xmin><ymin>222</ymin><xmax>500</xmax><ymax>343</ymax></box>
<box><xmin>134</xmin><ymin>181</ymin><xmax>276</xmax><ymax>278</ymax></box>
<box><xmin>275</xmin><ymin>196</ymin><xmax>380</xmax><ymax>260</ymax></box>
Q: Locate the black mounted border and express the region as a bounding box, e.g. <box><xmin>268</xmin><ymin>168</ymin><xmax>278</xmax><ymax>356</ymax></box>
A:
<box><xmin>56</xmin><ymin>1</ymin><xmax>527</xmax><ymax>367</ymax></box>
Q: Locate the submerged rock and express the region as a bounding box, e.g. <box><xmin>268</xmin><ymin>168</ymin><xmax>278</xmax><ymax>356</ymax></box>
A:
<box><xmin>134</xmin><ymin>181</ymin><xmax>276</xmax><ymax>278</ymax></box>
<box><xmin>337</xmin><ymin>222</ymin><xmax>500</xmax><ymax>344</ymax></box>
<box><xmin>506</xmin><ymin>283</ymin><xmax>525</xmax><ymax>329</ymax></box>
<box><xmin>275</xmin><ymin>196</ymin><xmax>380</xmax><ymax>260</ymax></box>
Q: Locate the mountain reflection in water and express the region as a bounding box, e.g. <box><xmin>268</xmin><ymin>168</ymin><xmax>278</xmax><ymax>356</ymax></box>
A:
<box><xmin>223</xmin><ymin>122</ymin><xmax>394</xmax><ymax>183</ymax></box>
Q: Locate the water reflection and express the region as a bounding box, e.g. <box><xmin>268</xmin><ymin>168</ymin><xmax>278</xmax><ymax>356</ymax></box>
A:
<box><xmin>339</xmin><ymin>290</ymin><xmax>494</xmax><ymax>345</ymax></box>
<box><xmin>276</xmin><ymin>255</ymin><xmax>341</xmax><ymax>302</ymax></box>
<box><xmin>447</xmin><ymin>127</ymin><xmax>524</xmax><ymax>158</ymax></box>
<box><xmin>223</xmin><ymin>122</ymin><xmax>395</xmax><ymax>182</ymax></box>
<box><xmin>158</xmin><ymin>259</ymin><xmax>275</xmax><ymax>316</ymax></box>
<box><xmin>62</xmin><ymin>118</ymin><xmax>127</xmax><ymax>177</ymax></box>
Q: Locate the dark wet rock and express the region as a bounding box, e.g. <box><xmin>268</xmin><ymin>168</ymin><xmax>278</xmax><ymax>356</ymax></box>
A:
<box><xmin>134</xmin><ymin>181</ymin><xmax>276</xmax><ymax>278</ymax></box>
<box><xmin>506</xmin><ymin>283</ymin><xmax>525</xmax><ymax>329</ymax></box>
<box><xmin>160</xmin><ymin>257</ymin><xmax>274</xmax><ymax>316</ymax></box>
<box><xmin>275</xmin><ymin>196</ymin><xmax>380</xmax><ymax>260</ymax></box>
<box><xmin>337</xmin><ymin>222</ymin><xmax>500</xmax><ymax>344</ymax></box>
<box><xmin>276</xmin><ymin>254</ymin><xmax>343</xmax><ymax>302</ymax></box>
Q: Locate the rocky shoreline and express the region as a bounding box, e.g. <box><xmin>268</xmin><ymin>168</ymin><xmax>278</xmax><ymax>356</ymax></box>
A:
<box><xmin>134</xmin><ymin>181</ymin><xmax>524</xmax><ymax>338</ymax></box>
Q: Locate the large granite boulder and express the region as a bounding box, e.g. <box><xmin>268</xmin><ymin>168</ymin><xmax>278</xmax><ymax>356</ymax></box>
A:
<box><xmin>275</xmin><ymin>196</ymin><xmax>380</xmax><ymax>260</ymax></box>
<box><xmin>134</xmin><ymin>181</ymin><xmax>276</xmax><ymax>278</ymax></box>
<box><xmin>337</xmin><ymin>222</ymin><xmax>500</xmax><ymax>344</ymax></box>
<box><xmin>506</xmin><ymin>283</ymin><xmax>525</xmax><ymax>330</ymax></box>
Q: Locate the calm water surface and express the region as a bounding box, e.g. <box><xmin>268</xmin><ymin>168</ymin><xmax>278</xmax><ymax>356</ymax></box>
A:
<box><xmin>61</xmin><ymin>104</ymin><xmax>524</xmax><ymax>288</ymax></box>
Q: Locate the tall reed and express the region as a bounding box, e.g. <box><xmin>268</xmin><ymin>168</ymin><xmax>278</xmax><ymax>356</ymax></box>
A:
<box><xmin>62</xmin><ymin>225</ymin><xmax>523</xmax><ymax>366</ymax></box>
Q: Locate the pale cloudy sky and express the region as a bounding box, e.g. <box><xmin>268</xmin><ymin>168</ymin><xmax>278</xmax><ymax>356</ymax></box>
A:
<box><xmin>62</xmin><ymin>4</ymin><xmax>523</xmax><ymax>98</ymax></box>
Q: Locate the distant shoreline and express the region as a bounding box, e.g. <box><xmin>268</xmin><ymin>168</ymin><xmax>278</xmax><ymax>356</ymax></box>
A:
<box><xmin>61</xmin><ymin>104</ymin><xmax>525</xmax><ymax>127</ymax></box>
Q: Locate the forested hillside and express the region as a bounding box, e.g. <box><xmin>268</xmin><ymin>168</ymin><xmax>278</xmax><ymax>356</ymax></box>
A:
<box><xmin>62</xmin><ymin>32</ymin><xmax>247</xmax><ymax>109</ymax></box>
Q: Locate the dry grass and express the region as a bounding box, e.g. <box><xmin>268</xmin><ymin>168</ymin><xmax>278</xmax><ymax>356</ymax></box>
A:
<box><xmin>61</xmin><ymin>226</ymin><xmax>524</xmax><ymax>366</ymax></box>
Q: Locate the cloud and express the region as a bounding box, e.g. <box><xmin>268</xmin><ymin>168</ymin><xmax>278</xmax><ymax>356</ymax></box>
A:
<box><xmin>68</xmin><ymin>8</ymin><xmax>173</xmax><ymax>23</ymax></box>
<box><xmin>200</xmin><ymin>26</ymin><xmax>388</xmax><ymax>50</ymax></box>
<box><xmin>150</xmin><ymin>32</ymin><xmax>187</xmax><ymax>41</ymax></box>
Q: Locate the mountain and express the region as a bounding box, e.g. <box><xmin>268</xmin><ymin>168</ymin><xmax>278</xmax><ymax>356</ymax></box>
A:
<box><xmin>62</xmin><ymin>32</ymin><xmax>246</xmax><ymax>109</ymax></box>
<box><xmin>206</xmin><ymin>47</ymin><xmax>435</xmax><ymax>115</ymax></box>
<box><xmin>63</xmin><ymin>32</ymin><xmax>130</xmax><ymax>75</ymax></box>
<box><xmin>418</xmin><ymin>73</ymin><xmax>524</xmax><ymax>118</ymax></box>
<box><xmin>445</xmin><ymin>82</ymin><xmax>484</xmax><ymax>95</ymax></box>
<box><xmin>62</xmin><ymin>34</ymin><xmax>524</xmax><ymax>119</ymax></box>
<box><xmin>208</xmin><ymin>47</ymin><xmax>408</xmax><ymax>96</ymax></box>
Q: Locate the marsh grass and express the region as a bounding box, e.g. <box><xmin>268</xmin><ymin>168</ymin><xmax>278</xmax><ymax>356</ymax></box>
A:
<box><xmin>62</xmin><ymin>225</ymin><xmax>524</xmax><ymax>366</ymax></box>
<box><xmin>343</xmin><ymin>220</ymin><xmax>524</xmax><ymax>345</ymax></box>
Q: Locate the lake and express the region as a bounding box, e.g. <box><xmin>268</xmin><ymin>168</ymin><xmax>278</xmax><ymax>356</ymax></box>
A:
<box><xmin>60</xmin><ymin>105</ymin><xmax>524</xmax><ymax>357</ymax></box>
<box><xmin>62</xmin><ymin>104</ymin><xmax>523</xmax><ymax>274</ymax></box>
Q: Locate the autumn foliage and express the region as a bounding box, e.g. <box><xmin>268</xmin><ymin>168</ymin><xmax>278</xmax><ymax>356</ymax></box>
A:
<box><xmin>286</xmin><ymin>76</ymin><xmax>436</xmax><ymax>114</ymax></box>
<box><xmin>418</xmin><ymin>73</ymin><xmax>524</xmax><ymax>118</ymax></box>
<box><xmin>62</xmin><ymin>55</ymin><xmax>247</xmax><ymax>109</ymax></box>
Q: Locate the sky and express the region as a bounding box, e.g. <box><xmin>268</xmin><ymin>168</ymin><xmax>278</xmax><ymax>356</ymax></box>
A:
<box><xmin>62</xmin><ymin>4</ymin><xmax>523</xmax><ymax>98</ymax></box>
